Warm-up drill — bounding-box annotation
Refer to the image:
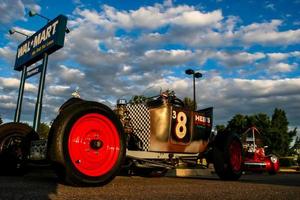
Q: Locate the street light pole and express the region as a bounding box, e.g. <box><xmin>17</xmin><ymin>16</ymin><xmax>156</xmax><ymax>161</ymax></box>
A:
<box><xmin>185</xmin><ymin>69</ymin><xmax>202</xmax><ymax>111</ymax></box>
<box><xmin>29</xmin><ymin>10</ymin><xmax>50</xmax><ymax>22</ymax></box>
<box><xmin>9</xmin><ymin>29</ymin><xmax>30</xmax><ymax>38</ymax></box>
<box><xmin>193</xmin><ymin>74</ymin><xmax>196</xmax><ymax>110</ymax></box>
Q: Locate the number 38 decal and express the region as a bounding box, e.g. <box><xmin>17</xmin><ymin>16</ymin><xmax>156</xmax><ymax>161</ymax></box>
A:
<box><xmin>172</xmin><ymin>111</ymin><xmax>188</xmax><ymax>139</ymax></box>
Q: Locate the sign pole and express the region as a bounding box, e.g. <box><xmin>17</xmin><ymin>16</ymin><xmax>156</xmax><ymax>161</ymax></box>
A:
<box><xmin>33</xmin><ymin>53</ymin><xmax>48</xmax><ymax>132</ymax></box>
<box><xmin>12</xmin><ymin>14</ymin><xmax>67</xmax><ymax>132</ymax></box>
<box><xmin>14</xmin><ymin>66</ymin><xmax>26</xmax><ymax>122</ymax></box>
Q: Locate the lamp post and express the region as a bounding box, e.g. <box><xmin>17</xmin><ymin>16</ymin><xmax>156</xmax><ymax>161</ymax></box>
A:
<box><xmin>9</xmin><ymin>29</ymin><xmax>30</xmax><ymax>38</ymax></box>
<box><xmin>185</xmin><ymin>69</ymin><xmax>202</xmax><ymax>110</ymax></box>
<box><xmin>9</xmin><ymin>29</ymin><xmax>29</xmax><ymax>123</ymax></box>
<box><xmin>29</xmin><ymin>10</ymin><xmax>50</xmax><ymax>22</ymax></box>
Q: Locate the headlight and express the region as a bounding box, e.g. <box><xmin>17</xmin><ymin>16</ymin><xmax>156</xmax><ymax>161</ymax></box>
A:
<box><xmin>270</xmin><ymin>156</ymin><xmax>278</xmax><ymax>163</ymax></box>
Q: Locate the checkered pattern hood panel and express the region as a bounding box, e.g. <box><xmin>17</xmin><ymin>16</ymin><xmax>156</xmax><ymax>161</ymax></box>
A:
<box><xmin>127</xmin><ymin>104</ymin><xmax>151</xmax><ymax>151</ymax></box>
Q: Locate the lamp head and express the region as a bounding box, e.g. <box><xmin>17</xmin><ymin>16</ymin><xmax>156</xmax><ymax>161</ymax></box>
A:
<box><xmin>194</xmin><ymin>72</ymin><xmax>203</xmax><ymax>78</ymax></box>
<box><xmin>65</xmin><ymin>27</ymin><xmax>70</xmax><ymax>34</ymax></box>
<box><xmin>185</xmin><ymin>69</ymin><xmax>194</xmax><ymax>75</ymax></box>
<box><xmin>29</xmin><ymin>10</ymin><xmax>36</xmax><ymax>17</ymax></box>
<box><xmin>9</xmin><ymin>29</ymin><xmax>15</xmax><ymax>35</ymax></box>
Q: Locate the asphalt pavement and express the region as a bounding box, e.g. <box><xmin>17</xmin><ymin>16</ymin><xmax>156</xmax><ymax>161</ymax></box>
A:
<box><xmin>0</xmin><ymin>168</ymin><xmax>299</xmax><ymax>200</ymax></box>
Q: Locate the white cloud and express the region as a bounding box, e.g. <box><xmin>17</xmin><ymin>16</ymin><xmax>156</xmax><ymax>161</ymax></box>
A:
<box><xmin>0</xmin><ymin>0</ymin><xmax>25</xmax><ymax>24</ymax></box>
<box><xmin>239</xmin><ymin>20</ymin><xmax>300</xmax><ymax>45</ymax></box>
<box><xmin>268</xmin><ymin>62</ymin><xmax>297</xmax><ymax>73</ymax></box>
<box><xmin>57</xmin><ymin>65</ymin><xmax>85</xmax><ymax>83</ymax></box>
<box><xmin>48</xmin><ymin>85</ymin><xmax>71</xmax><ymax>95</ymax></box>
<box><xmin>0</xmin><ymin>0</ymin><xmax>41</xmax><ymax>24</ymax></box>
<box><xmin>0</xmin><ymin>46</ymin><xmax>15</xmax><ymax>62</ymax></box>
<box><xmin>0</xmin><ymin>95</ymin><xmax>13</xmax><ymax>101</ymax></box>
<box><xmin>214</xmin><ymin>51</ymin><xmax>265</xmax><ymax>67</ymax></box>
<box><xmin>0</xmin><ymin>77</ymin><xmax>37</xmax><ymax>92</ymax></box>
<box><xmin>73</xmin><ymin>8</ymin><xmax>106</xmax><ymax>25</ymax></box>
<box><xmin>99</xmin><ymin>4</ymin><xmax>223</xmax><ymax>30</ymax></box>
<box><xmin>172</xmin><ymin>10</ymin><xmax>223</xmax><ymax>27</ymax></box>
<box><xmin>0</xmin><ymin>102</ymin><xmax>15</xmax><ymax>109</ymax></box>
<box><xmin>142</xmin><ymin>49</ymin><xmax>195</xmax><ymax>67</ymax></box>
<box><xmin>267</xmin><ymin>53</ymin><xmax>290</xmax><ymax>61</ymax></box>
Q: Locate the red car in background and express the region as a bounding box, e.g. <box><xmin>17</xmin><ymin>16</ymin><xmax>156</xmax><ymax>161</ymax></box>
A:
<box><xmin>242</xmin><ymin>127</ymin><xmax>279</xmax><ymax>174</ymax></box>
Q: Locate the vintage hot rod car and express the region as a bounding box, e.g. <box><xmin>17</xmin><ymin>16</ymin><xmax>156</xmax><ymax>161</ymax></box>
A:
<box><xmin>242</xmin><ymin>127</ymin><xmax>279</xmax><ymax>174</ymax></box>
<box><xmin>0</xmin><ymin>13</ymin><xmax>243</xmax><ymax>187</ymax></box>
<box><xmin>0</xmin><ymin>90</ymin><xmax>243</xmax><ymax>186</ymax></box>
<box><xmin>45</xmin><ymin>90</ymin><xmax>243</xmax><ymax>186</ymax></box>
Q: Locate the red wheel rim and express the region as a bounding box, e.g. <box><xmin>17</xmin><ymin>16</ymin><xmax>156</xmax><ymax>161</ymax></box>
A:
<box><xmin>229</xmin><ymin>139</ymin><xmax>242</xmax><ymax>172</ymax></box>
<box><xmin>68</xmin><ymin>113</ymin><xmax>120</xmax><ymax>177</ymax></box>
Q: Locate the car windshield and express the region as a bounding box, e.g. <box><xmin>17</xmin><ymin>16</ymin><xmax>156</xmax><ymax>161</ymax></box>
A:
<box><xmin>242</xmin><ymin>127</ymin><xmax>264</xmax><ymax>148</ymax></box>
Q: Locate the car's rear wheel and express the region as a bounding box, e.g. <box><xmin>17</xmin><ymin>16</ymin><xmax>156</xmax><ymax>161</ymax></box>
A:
<box><xmin>48</xmin><ymin>101</ymin><xmax>126</xmax><ymax>186</ymax></box>
<box><xmin>213</xmin><ymin>133</ymin><xmax>242</xmax><ymax>180</ymax></box>
<box><xmin>0</xmin><ymin>123</ymin><xmax>39</xmax><ymax>175</ymax></box>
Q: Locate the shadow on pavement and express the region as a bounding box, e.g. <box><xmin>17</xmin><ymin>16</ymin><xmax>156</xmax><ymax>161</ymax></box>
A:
<box><xmin>165</xmin><ymin>170</ymin><xmax>300</xmax><ymax>187</ymax></box>
<box><xmin>0</xmin><ymin>167</ymin><xmax>58</xmax><ymax>199</ymax></box>
<box><xmin>239</xmin><ymin>173</ymin><xmax>300</xmax><ymax>187</ymax></box>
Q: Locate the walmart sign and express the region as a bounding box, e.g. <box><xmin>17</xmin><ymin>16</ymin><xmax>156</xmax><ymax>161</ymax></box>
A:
<box><xmin>14</xmin><ymin>15</ymin><xmax>67</xmax><ymax>71</ymax></box>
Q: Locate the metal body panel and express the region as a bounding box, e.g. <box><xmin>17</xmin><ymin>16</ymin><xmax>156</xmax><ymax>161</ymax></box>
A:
<box><xmin>148</xmin><ymin>103</ymin><xmax>212</xmax><ymax>153</ymax></box>
<box><xmin>126</xmin><ymin>104</ymin><xmax>151</xmax><ymax>151</ymax></box>
<box><xmin>122</xmin><ymin>99</ymin><xmax>213</xmax><ymax>154</ymax></box>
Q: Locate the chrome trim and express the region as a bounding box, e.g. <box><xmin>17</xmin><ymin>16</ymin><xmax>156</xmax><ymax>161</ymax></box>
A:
<box><xmin>126</xmin><ymin>150</ymin><xmax>198</xmax><ymax>159</ymax></box>
<box><xmin>244</xmin><ymin>162</ymin><xmax>266</xmax><ymax>166</ymax></box>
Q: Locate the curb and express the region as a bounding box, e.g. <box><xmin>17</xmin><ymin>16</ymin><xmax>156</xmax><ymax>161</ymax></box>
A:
<box><xmin>166</xmin><ymin>168</ymin><xmax>215</xmax><ymax>177</ymax></box>
<box><xmin>279</xmin><ymin>169</ymin><xmax>300</xmax><ymax>174</ymax></box>
<box><xmin>165</xmin><ymin>168</ymin><xmax>300</xmax><ymax>177</ymax></box>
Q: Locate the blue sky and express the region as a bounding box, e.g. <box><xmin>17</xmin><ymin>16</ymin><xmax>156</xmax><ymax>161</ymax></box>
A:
<box><xmin>0</xmin><ymin>0</ymin><xmax>299</xmax><ymax>134</ymax></box>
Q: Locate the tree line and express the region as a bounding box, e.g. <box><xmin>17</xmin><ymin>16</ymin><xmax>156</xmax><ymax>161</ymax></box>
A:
<box><xmin>216</xmin><ymin>108</ymin><xmax>297</xmax><ymax>156</ymax></box>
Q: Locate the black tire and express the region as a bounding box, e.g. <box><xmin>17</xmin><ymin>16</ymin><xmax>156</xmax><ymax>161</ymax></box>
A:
<box><xmin>0</xmin><ymin>122</ymin><xmax>39</xmax><ymax>175</ymax></box>
<box><xmin>213</xmin><ymin>133</ymin><xmax>242</xmax><ymax>180</ymax></box>
<box><xmin>48</xmin><ymin>100</ymin><xmax>126</xmax><ymax>186</ymax></box>
<box><xmin>58</xmin><ymin>97</ymin><xmax>83</xmax><ymax>113</ymax></box>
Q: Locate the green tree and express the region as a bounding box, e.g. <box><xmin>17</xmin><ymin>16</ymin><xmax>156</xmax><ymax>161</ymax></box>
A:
<box><xmin>288</xmin><ymin>128</ymin><xmax>298</xmax><ymax>153</ymax></box>
<box><xmin>269</xmin><ymin>108</ymin><xmax>295</xmax><ymax>156</ymax></box>
<box><xmin>226</xmin><ymin>114</ymin><xmax>247</xmax><ymax>134</ymax></box>
<box><xmin>38</xmin><ymin>122</ymin><xmax>50</xmax><ymax>139</ymax></box>
<box><xmin>271</xmin><ymin>108</ymin><xmax>289</xmax><ymax>133</ymax></box>
<box><xmin>225</xmin><ymin>108</ymin><xmax>296</xmax><ymax>156</ymax></box>
<box><xmin>290</xmin><ymin>134</ymin><xmax>300</xmax><ymax>155</ymax></box>
<box><xmin>215</xmin><ymin>124</ymin><xmax>226</xmax><ymax>132</ymax></box>
<box><xmin>129</xmin><ymin>95</ymin><xmax>147</xmax><ymax>104</ymax></box>
<box><xmin>0</xmin><ymin>115</ymin><xmax>3</xmax><ymax>125</ymax></box>
<box><xmin>251</xmin><ymin>113</ymin><xmax>271</xmax><ymax>134</ymax></box>
<box><xmin>183</xmin><ymin>97</ymin><xmax>196</xmax><ymax>110</ymax></box>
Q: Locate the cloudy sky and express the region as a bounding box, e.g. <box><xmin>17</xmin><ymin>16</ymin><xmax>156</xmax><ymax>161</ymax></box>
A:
<box><xmin>0</xmin><ymin>0</ymin><xmax>299</xmax><ymax>134</ymax></box>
